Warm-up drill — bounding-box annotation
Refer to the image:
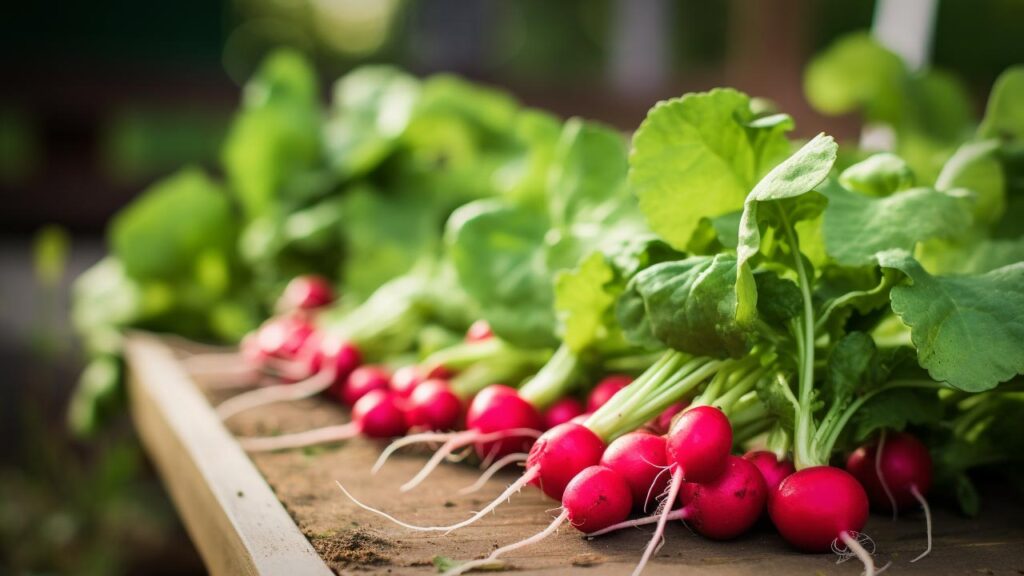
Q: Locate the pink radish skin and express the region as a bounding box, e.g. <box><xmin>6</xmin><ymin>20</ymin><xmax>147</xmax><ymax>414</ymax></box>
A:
<box><xmin>390</xmin><ymin>366</ymin><xmax>425</xmax><ymax>398</ymax></box>
<box><xmin>526</xmin><ymin>422</ymin><xmax>606</xmax><ymax>500</ymax></box>
<box><xmin>466</xmin><ymin>385</ymin><xmax>544</xmax><ymax>458</ymax></box>
<box><xmin>563</xmin><ymin>465</ymin><xmax>633</xmax><ymax>533</ymax></box>
<box><xmin>666</xmin><ymin>405</ymin><xmax>733</xmax><ymax>484</ymax></box>
<box><xmin>680</xmin><ymin>456</ymin><xmax>767</xmax><ymax>540</ymax></box>
<box><xmin>240</xmin><ymin>332</ymin><xmax>268</xmax><ymax>367</ymax></box>
<box><xmin>278</xmin><ymin>275</ymin><xmax>335</xmax><ymax>311</ymax></box>
<box><xmin>334</xmin><ymin>365</ymin><xmax>390</xmax><ymax>406</ymax></box>
<box><xmin>649</xmin><ymin>401</ymin><xmax>687</xmax><ymax>435</ymax></box>
<box><xmin>405</xmin><ymin>379</ymin><xmax>462</xmax><ymax>431</ymax></box>
<box><xmin>744</xmin><ymin>450</ymin><xmax>796</xmax><ymax>496</ymax></box>
<box><xmin>542</xmin><ymin>398</ymin><xmax>586</xmax><ymax>430</ymax></box>
<box><xmin>258</xmin><ymin>315</ymin><xmax>315</xmax><ymax>359</ymax></box>
<box><xmin>353</xmin><ymin>390</ymin><xmax>409</xmax><ymax>438</ymax></box>
<box><xmin>465</xmin><ymin>319</ymin><xmax>494</xmax><ymax>342</ymax></box>
<box><xmin>769</xmin><ymin>466</ymin><xmax>869</xmax><ymax>552</ymax></box>
<box><xmin>600</xmin><ymin>432</ymin><xmax>670</xmax><ymax>512</ymax></box>
<box><xmin>846</xmin><ymin>432</ymin><xmax>933</xmax><ymax>512</ymax></box>
<box><xmin>586</xmin><ymin>375</ymin><xmax>632</xmax><ymax>412</ymax></box>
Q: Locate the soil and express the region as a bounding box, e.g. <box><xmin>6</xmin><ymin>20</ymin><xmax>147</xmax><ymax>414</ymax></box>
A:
<box><xmin>191</xmin><ymin>366</ymin><xmax>1024</xmax><ymax>576</ymax></box>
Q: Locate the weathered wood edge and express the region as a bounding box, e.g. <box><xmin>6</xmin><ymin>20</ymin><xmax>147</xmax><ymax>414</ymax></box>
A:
<box><xmin>125</xmin><ymin>332</ymin><xmax>333</xmax><ymax>576</ymax></box>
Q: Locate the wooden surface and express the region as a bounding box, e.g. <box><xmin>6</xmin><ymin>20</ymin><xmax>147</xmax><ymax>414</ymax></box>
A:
<box><xmin>127</xmin><ymin>335</ymin><xmax>1024</xmax><ymax>575</ymax></box>
<box><xmin>124</xmin><ymin>333</ymin><xmax>333</xmax><ymax>576</ymax></box>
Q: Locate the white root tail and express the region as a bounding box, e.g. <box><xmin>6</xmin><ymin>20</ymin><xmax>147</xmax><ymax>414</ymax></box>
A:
<box><xmin>335</xmin><ymin>467</ymin><xmax>540</xmax><ymax>534</ymax></box>
<box><xmin>459</xmin><ymin>453</ymin><xmax>528</xmax><ymax>495</ymax></box>
<box><xmin>875</xmin><ymin>431</ymin><xmax>899</xmax><ymax>520</ymax></box>
<box><xmin>833</xmin><ymin>531</ymin><xmax>890</xmax><ymax>576</ymax></box>
<box><xmin>372</xmin><ymin>431</ymin><xmax>461</xmax><ymax>474</ymax></box>
<box><xmin>586</xmin><ymin>508</ymin><xmax>686</xmax><ymax>538</ymax></box>
<box><xmin>216</xmin><ymin>368</ymin><xmax>336</xmax><ymax>421</ymax></box>
<box><xmin>440</xmin><ymin>509</ymin><xmax>570</xmax><ymax>576</ymax></box>
<box><xmin>238</xmin><ymin>422</ymin><xmax>358</xmax><ymax>452</ymax></box>
<box><xmin>398</xmin><ymin>429</ymin><xmax>542</xmax><ymax>492</ymax></box>
<box><xmin>909</xmin><ymin>485</ymin><xmax>932</xmax><ymax>563</ymax></box>
<box><xmin>631</xmin><ymin>467</ymin><xmax>683</xmax><ymax>576</ymax></box>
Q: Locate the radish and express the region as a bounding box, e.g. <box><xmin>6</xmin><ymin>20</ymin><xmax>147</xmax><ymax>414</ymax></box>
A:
<box><xmin>276</xmin><ymin>274</ymin><xmax>335</xmax><ymax>312</ymax></box>
<box><xmin>214</xmin><ymin>333</ymin><xmax>361</xmax><ymax>420</ymax></box>
<box><xmin>769</xmin><ymin>466</ymin><xmax>870</xmax><ymax>552</ymax></box>
<box><xmin>743</xmin><ymin>450</ymin><xmax>795</xmax><ymax>496</ymax></box>
<box><xmin>649</xmin><ymin>401</ymin><xmax>686</xmax><ymax>435</ymax></box>
<box><xmin>238</xmin><ymin>389</ymin><xmax>408</xmax><ymax>452</ymax></box>
<box><xmin>588</xmin><ymin>455</ymin><xmax>767</xmax><ymax>541</ymax></box>
<box><xmin>846</xmin><ymin>431</ymin><xmax>933</xmax><ymax>562</ymax></box>
<box><xmin>542</xmin><ymin>397</ymin><xmax>586</xmax><ymax>430</ymax></box>
<box><xmin>599</xmin><ymin>431</ymin><xmax>669</xmax><ymax>512</ymax></box>
<box><xmin>430</xmin><ymin>465</ymin><xmax>633</xmax><ymax>576</ymax></box>
<box><xmin>332</xmin><ymin>365</ymin><xmax>390</xmax><ymax>406</ymax></box>
<box><xmin>464</xmin><ymin>319</ymin><xmax>494</xmax><ymax>342</ymax></box>
<box><xmin>586</xmin><ymin>374</ymin><xmax>632</xmax><ymax>412</ymax></box>
<box><xmin>404</xmin><ymin>379</ymin><xmax>462</xmax><ymax>431</ymax></box>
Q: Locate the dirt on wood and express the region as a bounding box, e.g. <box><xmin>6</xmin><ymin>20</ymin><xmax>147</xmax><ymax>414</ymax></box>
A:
<box><xmin>191</xmin><ymin>364</ymin><xmax>1024</xmax><ymax>576</ymax></box>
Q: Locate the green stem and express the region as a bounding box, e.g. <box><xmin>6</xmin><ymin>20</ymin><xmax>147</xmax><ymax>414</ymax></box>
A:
<box><xmin>421</xmin><ymin>338</ymin><xmax>516</xmax><ymax>372</ymax></box>
<box><xmin>517</xmin><ymin>344</ymin><xmax>581</xmax><ymax>409</ymax></box>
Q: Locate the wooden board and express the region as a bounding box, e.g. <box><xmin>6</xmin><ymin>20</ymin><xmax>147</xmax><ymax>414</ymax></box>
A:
<box><xmin>127</xmin><ymin>334</ymin><xmax>1024</xmax><ymax>575</ymax></box>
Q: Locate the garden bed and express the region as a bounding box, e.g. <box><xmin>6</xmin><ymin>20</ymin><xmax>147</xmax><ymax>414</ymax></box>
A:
<box><xmin>126</xmin><ymin>333</ymin><xmax>1024</xmax><ymax>575</ymax></box>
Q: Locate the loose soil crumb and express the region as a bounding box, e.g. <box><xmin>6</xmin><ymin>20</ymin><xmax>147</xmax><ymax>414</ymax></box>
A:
<box><xmin>312</xmin><ymin>529</ymin><xmax>392</xmax><ymax>570</ymax></box>
<box><xmin>571</xmin><ymin>553</ymin><xmax>606</xmax><ymax>567</ymax></box>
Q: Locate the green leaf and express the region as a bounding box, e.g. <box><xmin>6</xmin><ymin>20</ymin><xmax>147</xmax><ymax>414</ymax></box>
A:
<box><xmin>978</xmin><ymin>65</ymin><xmax>1024</xmax><ymax>141</ymax></box>
<box><xmin>852</xmin><ymin>388</ymin><xmax>942</xmax><ymax>441</ymax></box>
<box><xmin>629</xmin><ymin>88</ymin><xmax>793</xmax><ymax>250</ymax></box>
<box><xmin>735</xmin><ymin>133</ymin><xmax>838</xmax><ymax>322</ymax></box>
<box><xmin>222</xmin><ymin>50</ymin><xmax>322</xmax><ymax>218</ymax></box>
<box><xmin>554</xmin><ymin>252</ymin><xmax>615</xmax><ymax>354</ymax></box>
<box><xmin>447</xmin><ymin>201</ymin><xmax>557</xmax><ymax>348</ymax></box>
<box><xmin>917</xmin><ymin>235</ymin><xmax>1024</xmax><ymax>276</ymax></box>
<box><xmin>878</xmin><ymin>251</ymin><xmax>1024</xmax><ymax>391</ymax></box>
<box><xmin>110</xmin><ymin>169</ymin><xmax>236</xmax><ymax>281</ymax></box>
<box><xmin>821</xmin><ymin>181</ymin><xmax>972</xmax><ymax>267</ymax></box>
<box><xmin>825</xmin><ymin>332</ymin><xmax>877</xmax><ymax>407</ymax></box>
<box><xmin>803</xmin><ymin>32</ymin><xmax>906</xmax><ymax>123</ymax></box>
<box><xmin>626</xmin><ymin>255</ymin><xmax>752</xmax><ymax>358</ymax></box>
<box><xmin>838</xmin><ymin>153</ymin><xmax>915</xmax><ymax>197</ymax></box>
<box><xmin>935</xmin><ymin>140</ymin><xmax>1006</xmax><ymax>227</ymax></box>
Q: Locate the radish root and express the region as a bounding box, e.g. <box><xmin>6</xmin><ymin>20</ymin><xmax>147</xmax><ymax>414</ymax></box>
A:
<box><xmin>395</xmin><ymin>429</ymin><xmax>542</xmax><ymax>492</ymax></box>
<box><xmin>586</xmin><ymin>508</ymin><xmax>686</xmax><ymax>538</ymax></box>
<box><xmin>459</xmin><ymin>453</ymin><xmax>528</xmax><ymax>495</ymax></box>
<box><xmin>909</xmin><ymin>485</ymin><xmax>932</xmax><ymax>563</ymax></box>
<box><xmin>440</xmin><ymin>509</ymin><xmax>570</xmax><ymax>576</ymax></box>
<box><xmin>217</xmin><ymin>368</ymin><xmax>336</xmax><ymax>421</ymax></box>
<box><xmin>833</xmin><ymin>531</ymin><xmax>890</xmax><ymax>576</ymax></box>
<box><xmin>875</xmin><ymin>431</ymin><xmax>899</xmax><ymax>520</ymax></box>
<box><xmin>373</xmin><ymin>431</ymin><xmax>461</xmax><ymax>474</ymax></box>
<box><xmin>238</xmin><ymin>422</ymin><xmax>357</xmax><ymax>452</ymax></box>
<box><xmin>631</xmin><ymin>467</ymin><xmax>683</xmax><ymax>576</ymax></box>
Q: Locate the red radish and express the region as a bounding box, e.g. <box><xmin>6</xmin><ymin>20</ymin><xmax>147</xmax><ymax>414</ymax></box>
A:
<box><xmin>525</xmin><ymin>422</ymin><xmax>606</xmax><ymax>500</ymax></box>
<box><xmin>542</xmin><ymin>398</ymin><xmax>586</xmax><ymax>430</ymax></box>
<box><xmin>277</xmin><ymin>275</ymin><xmax>335</xmax><ymax>312</ymax></box>
<box><xmin>589</xmin><ymin>455</ymin><xmax>766</xmax><ymax>541</ymax></box>
<box><xmin>649</xmin><ymin>401</ymin><xmax>687</xmax><ymax>435</ymax></box>
<box><xmin>215</xmin><ymin>334</ymin><xmax>362</xmax><ymax>421</ymax></box>
<box><xmin>390</xmin><ymin>365</ymin><xmax>425</xmax><ymax>398</ymax></box>
<box><xmin>665</xmin><ymin>405</ymin><xmax>733</xmax><ymax>484</ymax></box>
<box><xmin>238</xmin><ymin>389</ymin><xmax>408</xmax><ymax>452</ymax></box>
<box><xmin>405</xmin><ymin>379</ymin><xmax>462</xmax><ymax>431</ymax></box>
<box><xmin>240</xmin><ymin>332</ymin><xmax>267</xmax><ymax>367</ymax></box>
<box><xmin>769</xmin><ymin>466</ymin><xmax>869</xmax><ymax>553</ymax></box>
<box><xmin>600</xmin><ymin>431</ymin><xmax>670</xmax><ymax>512</ymax></box>
<box><xmin>334</xmin><ymin>365</ymin><xmax>390</xmax><ymax>406</ymax></box>
<box><xmin>744</xmin><ymin>450</ymin><xmax>795</xmax><ymax>495</ymax></box>
<box><xmin>586</xmin><ymin>375</ymin><xmax>632</xmax><ymax>412</ymax></box>
<box><xmin>464</xmin><ymin>319</ymin><xmax>494</xmax><ymax>342</ymax></box>
<box><xmin>847</xmin><ymin>431</ymin><xmax>934</xmax><ymax>562</ymax></box>
<box><xmin>846</xmin><ymin>432</ymin><xmax>932</xmax><ymax>513</ymax></box>
<box><xmin>257</xmin><ymin>315</ymin><xmax>315</xmax><ymax>359</ymax></box>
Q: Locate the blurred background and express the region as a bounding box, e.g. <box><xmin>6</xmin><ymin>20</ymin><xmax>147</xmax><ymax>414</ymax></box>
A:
<box><xmin>2</xmin><ymin>1</ymin><xmax>1022</xmax><ymax>574</ymax></box>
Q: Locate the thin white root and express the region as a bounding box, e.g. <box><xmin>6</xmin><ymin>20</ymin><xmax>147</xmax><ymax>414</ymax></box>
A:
<box><xmin>478</xmin><ymin>441</ymin><xmax>502</xmax><ymax>469</ymax></box>
<box><xmin>643</xmin><ymin>466</ymin><xmax>672</xmax><ymax>513</ymax></box>
<box><xmin>631</xmin><ymin>467</ymin><xmax>683</xmax><ymax>576</ymax></box>
<box><xmin>239</xmin><ymin>423</ymin><xmax>357</xmax><ymax>452</ymax></box>
<box><xmin>876</xmin><ymin>431</ymin><xmax>899</xmax><ymax>520</ymax></box>
<box><xmin>216</xmin><ymin>368</ymin><xmax>336</xmax><ymax>421</ymax></box>
<box><xmin>441</xmin><ymin>509</ymin><xmax>570</xmax><ymax>576</ymax></box>
<box><xmin>335</xmin><ymin>468</ymin><xmax>539</xmax><ymax>533</ymax></box>
<box><xmin>909</xmin><ymin>485</ymin><xmax>932</xmax><ymax>563</ymax></box>
<box><xmin>398</xmin><ymin>429</ymin><xmax>542</xmax><ymax>492</ymax></box>
<box><xmin>586</xmin><ymin>508</ymin><xmax>686</xmax><ymax>538</ymax></box>
<box><xmin>459</xmin><ymin>453</ymin><xmax>528</xmax><ymax>495</ymax></box>
<box><xmin>834</xmin><ymin>531</ymin><xmax>889</xmax><ymax>576</ymax></box>
<box><xmin>372</xmin><ymin>431</ymin><xmax>460</xmax><ymax>474</ymax></box>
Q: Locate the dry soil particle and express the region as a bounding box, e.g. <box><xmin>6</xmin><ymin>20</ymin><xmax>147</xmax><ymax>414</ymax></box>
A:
<box><xmin>312</xmin><ymin>529</ymin><xmax>392</xmax><ymax>569</ymax></box>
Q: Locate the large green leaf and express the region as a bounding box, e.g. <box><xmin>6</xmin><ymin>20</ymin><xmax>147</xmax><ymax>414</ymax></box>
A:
<box><xmin>821</xmin><ymin>182</ymin><xmax>972</xmax><ymax>267</ymax></box>
<box><xmin>838</xmin><ymin>153</ymin><xmax>915</xmax><ymax>197</ymax></box>
<box><xmin>735</xmin><ymin>133</ymin><xmax>837</xmax><ymax>322</ymax></box>
<box><xmin>110</xmin><ymin>169</ymin><xmax>235</xmax><ymax>281</ymax></box>
<box><xmin>879</xmin><ymin>251</ymin><xmax>1024</xmax><ymax>391</ymax></box>
<box><xmin>629</xmin><ymin>89</ymin><xmax>792</xmax><ymax>250</ymax></box>
<box><xmin>935</xmin><ymin>140</ymin><xmax>1006</xmax><ymax>227</ymax></box>
<box><xmin>803</xmin><ymin>33</ymin><xmax>906</xmax><ymax>123</ymax></box>
<box><xmin>554</xmin><ymin>252</ymin><xmax>616</xmax><ymax>354</ymax></box>
<box><xmin>978</xmin><ymin>65</ymin><xmax>1024</xmax><ymax>141</ymax></box>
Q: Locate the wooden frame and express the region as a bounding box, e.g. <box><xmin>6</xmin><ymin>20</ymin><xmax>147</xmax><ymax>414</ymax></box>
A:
<box><xmin>125</xmin><ymin>333</ymin><xmax>333</xmax><ymax>576</ymax></box>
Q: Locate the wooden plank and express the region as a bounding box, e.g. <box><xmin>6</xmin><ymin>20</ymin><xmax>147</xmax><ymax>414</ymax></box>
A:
<box><xmin>125</xmin><ymin>333</ymin><xmax>333</xmax><ymax>576</ymax></box>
